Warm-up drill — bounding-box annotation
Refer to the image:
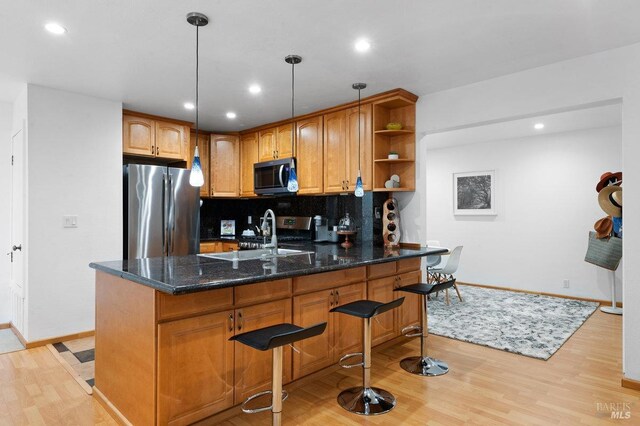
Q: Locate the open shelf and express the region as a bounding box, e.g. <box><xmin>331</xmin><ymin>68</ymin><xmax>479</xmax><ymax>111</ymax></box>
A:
<box><xmin>374</xmin><ymin>129</ymin><xmax>415</xmax><ymax>136</ymax></box>
<box><xmin>374</xmin><ymin>158</ymin><xmax>413</xmax><ymax>163</ymax></box>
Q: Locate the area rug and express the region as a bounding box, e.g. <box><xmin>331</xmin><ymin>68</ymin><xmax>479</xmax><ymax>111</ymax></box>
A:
<box><xmin>427</xmin><ymin>285</ymin><xmax>598</xmax><ymax>360</ymax></box>
<box><xmin>46</xmin><ymin>336</ymin><xmax>95</xmax><ymax>394</ymax></box>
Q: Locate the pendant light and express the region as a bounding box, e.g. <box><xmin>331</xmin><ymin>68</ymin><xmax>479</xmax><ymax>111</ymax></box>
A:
<box><xmin>285</xmin><ymin>55</ymin><xmax>302</xmax><ymax>192</ymax></box>
<box><xmin>352</xmin><ymin>83</ymin><xmax>367</xmax><ymax>197</ymax></box>
<box><xmin>187</xmin><ymin>12</ymin><xmax>208</xmax><ymax>187</ymax></box>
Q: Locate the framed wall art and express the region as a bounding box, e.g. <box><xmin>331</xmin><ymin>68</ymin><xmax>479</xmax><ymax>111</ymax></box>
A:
<box><xmin>453</xmin><ymin>170</ymin><xmax>497</xmax><ymax>215</ymax></box>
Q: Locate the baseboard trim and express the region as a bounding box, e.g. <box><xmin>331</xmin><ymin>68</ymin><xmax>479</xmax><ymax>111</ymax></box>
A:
<box><xmin>10</xmin><ymin>323</ymin><xmax>28</xmax><ymax>346</ymax></box>
<box><xmin>8</xmin><ymin>326</ymin><xmax>95</xmax><ymax>350</ymax></box>
<box><xmin>457</xmin><ymin>281</ymin><xmax>622</xmax><ymax>307</ymax></box>
<box><xmin>622</xmin><ymin>376</ymin><xmax>640</xmax><ymax>391</ymax></box>
<box><xmin>0</xmin><ymin>322</ymin><xmax>11</xmax><ymax>330</ymax></box>
<box><xmin>93</xmin><ymin>386</ymin><xmax>132</xmax><ymax>426</ymax></box>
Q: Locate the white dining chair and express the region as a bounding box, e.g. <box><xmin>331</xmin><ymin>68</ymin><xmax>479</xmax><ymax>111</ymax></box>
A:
<box><xmin>430</xmin><ymin>246</ymin><xmax>464</xmax><ymax>305</ymax></box>
<box><xmin>426</xmin><ymin>240</ymin><xmax>444</xmax><ymax>272</ymax></box>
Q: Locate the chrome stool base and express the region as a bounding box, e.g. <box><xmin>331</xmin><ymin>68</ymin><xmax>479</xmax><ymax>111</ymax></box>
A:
<box><xmin>337</xmin><ymin>386</ymin><xmax>396</xmax><ymax>415</ymax></box>
<box><xmin>400</xmin><ymin>356</ymin><xmax>449</xmax><ymax>376</ymax></box>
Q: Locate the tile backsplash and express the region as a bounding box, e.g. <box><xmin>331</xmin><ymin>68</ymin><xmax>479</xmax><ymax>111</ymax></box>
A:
<box><xmin>200</xmin><ymin>193</ymin><xmax>389</xmax><ymax>244</ymax></box>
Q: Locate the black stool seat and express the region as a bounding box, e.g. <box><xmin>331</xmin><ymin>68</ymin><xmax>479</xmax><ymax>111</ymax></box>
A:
<box><xmin>330</xmin><ymin>297</ymin><xmax>405</xmax><ymax>318</ymax></box>
<box><xmin>395</xmin><ymin>279</ymin><xmax>455</xmax><ymax>296</ymax></box>
<box><xmin>230</xmin><ymin>322</ymin><xmax>327</xmax><ymax>351</ymax></box>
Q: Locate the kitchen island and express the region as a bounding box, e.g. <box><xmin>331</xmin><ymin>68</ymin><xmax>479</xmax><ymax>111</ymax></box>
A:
<box><xmin>89</xmin><ymin>244</ymin><xmax>446</xmax><ymax>425</ymax></box>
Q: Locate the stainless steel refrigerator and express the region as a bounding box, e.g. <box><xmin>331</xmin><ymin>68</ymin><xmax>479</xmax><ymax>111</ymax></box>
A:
<box><xmin>124</xmin><ymin>164</ymin><xmax>200</xmax><ymax>259</ymax></box>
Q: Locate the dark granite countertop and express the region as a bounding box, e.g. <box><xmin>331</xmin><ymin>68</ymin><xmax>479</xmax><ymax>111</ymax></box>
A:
<box><xmin>89</xmin><ymin>243</ymin><xmax>447</xmax><ymax>295</ymax></box>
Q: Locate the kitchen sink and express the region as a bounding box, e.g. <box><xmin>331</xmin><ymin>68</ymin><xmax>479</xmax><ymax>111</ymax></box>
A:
<box><xmin>199</xmin><ymin>248</ymin><xmax>313</xmax><ymax>261</ymax></box>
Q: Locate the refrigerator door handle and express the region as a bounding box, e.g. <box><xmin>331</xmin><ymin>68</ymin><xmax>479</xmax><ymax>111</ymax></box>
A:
<box><xmin>167</xmin><ymin>172</ymin><xmax>174</xmax><ymax>255</ymax></box>
<box><xmin>162</xmin><ymin>173</ymin><xmax>167</xmax><ymax>255</ymax></box>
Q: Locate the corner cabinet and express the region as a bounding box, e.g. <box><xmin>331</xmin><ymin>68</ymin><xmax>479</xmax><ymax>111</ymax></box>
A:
<box><xmin>123</xmin><ymin>113</ymin><xmax>189</xmax><ymax>161</ymax></box>
<box><xmin>295</xmin><ymin>116</ymin><xmax>324</xmax><ymax>194</ymax></box>
<box><xmin>372</xmin><ymin>95</ymin><xmax>417</xmax><ymax>191</ymax></box>
<box><xmin>210</xmin><ymin>134</ymin><xmax>240</xmax><ymax>197</ymax></box>
<box><xmin>240</xmin><ymin>132</ymin><xmax>259</xmax><ymax>197</ymax></box>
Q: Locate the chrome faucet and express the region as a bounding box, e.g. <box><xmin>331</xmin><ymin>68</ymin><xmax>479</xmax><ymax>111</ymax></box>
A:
<box><xmin>261</xmin><ymin>209</ymin><xmax>278</xmax><ymax>254</ymax></box>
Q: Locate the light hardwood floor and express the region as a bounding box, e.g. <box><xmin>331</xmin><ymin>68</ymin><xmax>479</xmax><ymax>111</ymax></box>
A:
<box><xmin>1</xmin><ymin>311</ymin><xmax>638</xmax><ymax>425</ymax></box>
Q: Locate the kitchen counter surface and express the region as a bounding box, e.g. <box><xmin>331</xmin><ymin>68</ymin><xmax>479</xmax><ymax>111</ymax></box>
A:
<box><xmin>89</xmin><ymin>243</ymin><xmax>447</xmax><ymax>295</ymax></box>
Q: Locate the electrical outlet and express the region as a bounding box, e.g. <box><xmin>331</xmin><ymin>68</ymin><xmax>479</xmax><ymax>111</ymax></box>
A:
<box><xmin>63</xmin><ymin>215</ymin><xmax>78</xmax><ymax>228</ymax></box>
<box><xmin>563</xmin><ymin>279</ymin><xmax>570</xmax><ymax>288</ymax></box>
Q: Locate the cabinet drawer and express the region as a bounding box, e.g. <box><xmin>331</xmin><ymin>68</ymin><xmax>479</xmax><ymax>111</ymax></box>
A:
<box><xmin>397</xmin><ymin>257</ymin><xmax>421</xmax><ymax>274</ymax></box>
<box><xmin>157</xmin><ymin>288</ymin><xmax>234</xmax><ymax>321</ymax></box>
<box><xmin>293</xmin><ymin>267</ymin><xmax>366</xmax><ymax>295</ymax></box>
<box><xmin>234</xmin><ymin>279</ymin><xmax>292</xmax><ymax>307</ymax></box>
<box><xmin>200</xmin><ymin>242</ymin><xmax>221</xmax><ymax>253</ymax></box>
<box><xmin>367</xmin><ymin>261</ymin><xmax>397</xmax><ymax>279</ymax></box>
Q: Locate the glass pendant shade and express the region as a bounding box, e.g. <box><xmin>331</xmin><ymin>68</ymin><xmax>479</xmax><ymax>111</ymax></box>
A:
<box><xmin>287</xmin><ymin>158</ymin><xmax>299</xmax><ymax>192</ymax></box>
<box><xmin>189</xmin><ymin>146</ymin><xmax>205</xmax><ymax>187</ymax></box>
<box><xmin>354</xmin><ymin>170</ymin><xmax>364</xmax><ymax>197</ymax></box>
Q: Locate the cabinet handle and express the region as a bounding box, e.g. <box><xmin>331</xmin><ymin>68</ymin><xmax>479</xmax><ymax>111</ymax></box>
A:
<box><xmin>228</xmin><ymin>313</ymin><xmax>234</xmax><ymax>332</ymax></box>
<box><xmin>237</xmin><ymin>311</ymin><xmax>243</xmax><ymax>331</ymax></box>
<box><xmin>335</xmin><ymin>290</ymin><xmax>340</xmax><ymax>306</ymax></box>
<box><xmin>276</xmin><ymin>150</ymin><xmax>279</xmax><ymax>158</ymax></box>
<box><xmin>329</xmin><ymin>290</ymin><xmax>334</xmax><ymax>307</ymax></box>
<box><xmin>346</xmin><ymin>180</ymin><xmax>349</xmax><ymax>189</ymax></box>
<box><xmin>273</xmin><ymin>150</ymin><xmax>276</xmax><ymax>158</ymax></box>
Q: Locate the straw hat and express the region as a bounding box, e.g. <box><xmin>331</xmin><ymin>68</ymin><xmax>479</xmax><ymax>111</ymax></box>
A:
<box><xmin>594</xmin><ymin>216</ymin><xmax>613</xmax><ymax>239</ymax></box>
<box><xmin>596</xmin><ymin>171</ymin><xmax>622</xmax><ymax>193</ymax></box>
<box><xmin>598</xmin><ymin>186</ymin><xmax>622</xmax><ymax>217</ymax></box>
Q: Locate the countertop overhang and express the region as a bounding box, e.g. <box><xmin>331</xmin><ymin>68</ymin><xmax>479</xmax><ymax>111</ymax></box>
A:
<box><xmin>89</xmin><ymin>243</ymin><xmax>447</xmax><ymax>295</ymax></box>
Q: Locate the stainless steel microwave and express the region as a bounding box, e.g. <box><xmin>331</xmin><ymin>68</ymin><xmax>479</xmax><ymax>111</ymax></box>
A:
<box><xmin>254</xmin><ymin>157</ymin><xmax>296</xmax><ymax>195</ymax></box>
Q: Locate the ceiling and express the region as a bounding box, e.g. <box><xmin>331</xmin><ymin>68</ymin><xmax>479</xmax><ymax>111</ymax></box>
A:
<box><xmin>425</xmin><ymin>103</ymin><xmax>622</xmax><ymax>150</ymax></box>
<box><xmin>2</xmin><ymin>1</ymin><xmax>640</xmax><ymax>132</ymax></box>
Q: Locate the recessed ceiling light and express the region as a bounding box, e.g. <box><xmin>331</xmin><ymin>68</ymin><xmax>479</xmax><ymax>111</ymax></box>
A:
<box><xmin>354</xmin><ymin>38</ymin><xmax>371</xmax><ymax>52</ymax></box>
<box><xmin>45</xmin><ymin>22</ymin><xmax>67</xmax><ymax>35</ymax></box>
<box><xmin>184</xmin><ymin>102</ymin><xmax>195</xmax><ymax>110</ymax></box>
<box><xmin>534</xmin><ymin>123</ymin><xmax>545</xmax><ymax>130</ymax></box>
<box><xmin>248</xmin><ymin>84</ymin><xmax>262</xmax><ymax>94</ymax></box>
<box><xmin>226</xmin><ymin>112</ymin><xmax>237</xmax><ymax>119</ymax></box>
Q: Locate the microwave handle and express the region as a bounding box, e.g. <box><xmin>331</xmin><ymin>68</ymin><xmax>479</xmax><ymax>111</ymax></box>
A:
<box><xmin>278</xmin><ymin>164</ymin><xmax>285</xmax><ymax>187</ymax></box>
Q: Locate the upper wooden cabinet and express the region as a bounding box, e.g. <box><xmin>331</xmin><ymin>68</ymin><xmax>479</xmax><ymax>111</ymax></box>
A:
<box><xmin>296</xmin><ymin>116</ymin><xmax>323</xmax><ymax>195</ymax></box>
<box><xmin>240</xmin><ymin>132</ymin><xmax>259</xmax><ymax>197</ymax></box>
<box><xmin>258</xmin><ymin>124</ymin><xmax>294</xmax><ymax>161</ymax></box>
<box><xmin>123</xmin><ymin>112</ymin><xmax>190</xmax><ymax>161</ymax></box>
<box><xmin>323</xmin><ymin>104</ymin><xmax>371</xmax><ymax>194</ymax></box>
<box><xmin>210</xmin><ymin>134</ymin><xmax>240</xmax><ymax>197</ymax></box>
<box><xmin>189</xmin><ymin>132</ymin><xmax>210</xmax><ymax>198</ymax></box>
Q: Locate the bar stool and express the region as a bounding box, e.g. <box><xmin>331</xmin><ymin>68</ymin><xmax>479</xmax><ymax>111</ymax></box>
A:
<box><xmin>394</xmin><ymin>279</ymin><xmax>456</xmax><ymax>376</ymax></box>
<box><xmin>330</xmin><ymin>297</ymin><xmax>405</xmax><ymax>415</ymax></box>
<box><xmin>230</xmin><ymin>322</ymin><xmax>327</xmax><ymax>426</ymax></box>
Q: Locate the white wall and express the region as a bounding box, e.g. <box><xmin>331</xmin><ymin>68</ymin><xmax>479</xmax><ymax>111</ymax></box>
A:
<box><xmin>24</xmin><ymin>85</ymin><xmax>122</xmax><ymax>341</ymax></box>
<box><xmin>398</xmin><ymin>42</ymin><xmax>640</xmax><ymax>382</ymax></box>
<box><xmin>0</xmin><ymin>101</ymin><xmax>13</xmax><ymax>323</ymax></box>
<box><xmin>425</xmin><ymin>126</ymin><xmax>621</xmax><ymax>300</ymax></box>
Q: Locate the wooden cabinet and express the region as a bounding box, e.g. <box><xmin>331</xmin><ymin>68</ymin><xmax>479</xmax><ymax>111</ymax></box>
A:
<box><xmin>396</xmin><ymin>270</ymin><xmax>422</xmax><ymax>333</ymax></box>
<box><xmin>190</xmin><ymin>132</ymin><xmax>210</xmax><ymax>197</ymax></box>
<box><xmin>123</xmin><ymin>115</ymin><xmax>155</xmax><ymax>157</ymax></box>
<box><xmin>123</xmin><ymin>113</ymin><xmax>189</xmax><ymax>161</ymax></box>
<box><xmin>296</xmin><ymin>116</ymin><xmax>323</xmax><ymax>194</ymax></box>
<box><xmin>210</xmin><ymin>134</ymin><xmax>240</xmax><ymax>197</ymax></box>
<box><xmin>292</xmin><ymin>282</ymin><xmax>365</xmax><ymax>380</ymax></box>
<box><xmin>233</xmin><ymin>299</ymin><xmax>292</xmax><ymax>404</ymax></box>
<box><xmin>200</xmin><ymin>241</ymin><xmax>239</xmax><ymax>254</ymax></box>
<box><xmin>323</xmin><ymin>104</ymin><xmax>372</xmax><ymax>193</ymax></box>
<box><xmin>258</xmin><ymin>124</ymin><xmax>294</xmax><ymax>161</ymax></box>
<box><xmin>372</xmin><ymin>95</ymin><xmax>417</xmax><ymax>191</ymax></box>
<box><xmin>368</xmin><ymin>275</ymin><xmax>397</xmax><ymax>346</ymax></box>
<box><xmin>158</xmin><ymin>310</ymin><xmax>235</xmax><ymax>425</ymax></box>
<box><xmin>240</xmin><ymin>132</ymin><xmax>259</xmax><ymax>197</ymax></box>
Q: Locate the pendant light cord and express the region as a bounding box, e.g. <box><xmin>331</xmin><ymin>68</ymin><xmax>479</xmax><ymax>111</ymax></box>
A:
<box><xmin>358</xmin><ymin>87</ymin><xmax>361</xmax><ymax>171</ymax></box>
<box><xmin>195</xmin><ymin>25</ymin><xmax>200</xmax><ymax>149</ymax></box>
<box><xmin>291</xmin><ymin>60</ymin><xmax>295</xmax><ymax>158</ymax></box>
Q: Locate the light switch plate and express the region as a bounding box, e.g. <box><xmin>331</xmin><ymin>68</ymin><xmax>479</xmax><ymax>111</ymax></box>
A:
<box><xmin>63</xmin><ymin>215</ymin><xmax>78</xmax><ymax>228</ymax></box>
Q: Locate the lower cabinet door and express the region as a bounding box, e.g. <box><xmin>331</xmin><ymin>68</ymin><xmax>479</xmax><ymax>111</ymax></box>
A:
<box><xmin>292</xmin><ymin>289</ymin><xmax>333</xmax><ymax>380</ymax></box>
<box><xmin>158</xmin><ymin>310</ymin><xmax>235</xmax><ymax>426</ymax></box>
<box><xmin>333</xmin><ymin>282</ymin><xmax>366</xmax><ymax>361</ymax></box>
<box><xmin>233</xmin><ymin>299</ymin><xmax>292</xmax><ymax>404</ymax></box>
<box><xmin>396</xmin><ymin>270</ymin><xmax>422</xmax><ymax>336</ymax></box>
<box><xmin>368</xmin><ymin>276</ymin><xmax>397</xmax><ymax>347</ymax></box>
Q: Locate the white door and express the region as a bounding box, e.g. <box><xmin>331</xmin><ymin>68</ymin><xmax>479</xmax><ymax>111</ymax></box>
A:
<box><xmin>10</xmin><ymin>128</ymin><xmax>25</xmax><ymax>331</ymax></box>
